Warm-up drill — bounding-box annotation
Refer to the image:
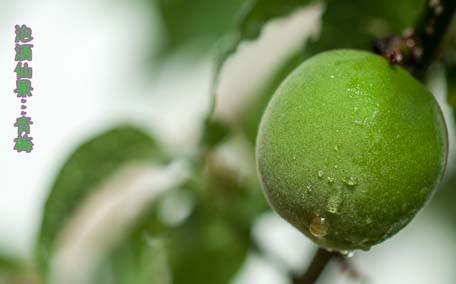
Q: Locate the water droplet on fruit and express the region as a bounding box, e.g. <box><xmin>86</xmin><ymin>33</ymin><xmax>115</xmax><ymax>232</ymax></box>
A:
<box><xmin>309</xmin><ymin>217</ymin><xmax>329</xmax><ymax>238</ymax></box>
<box><xmin>327</xmin><ymin>193</ymin><xmax>341</xmax><ymax>214</ymax></box>
<box><xmin>343</xmin><ymin>176</ymin><xmax>358</xmax><ymax>187</ymax></box>
<box><xmin>354</xmin><ymin>120</ymin><xmax>363</xmax><ymax>126</ymax></box>
<box><xmin>341</xmin><ymin>250</ymin><xmax>355</xmax><ymax>258</ymax></box>
<box><xmin>306</xmin><ymin>184</ymin><xmax>313</xmax><ymax>192</ymax></box>
<box><xmin>318</xmin><ymin>170</ymin><xmax>324</xmax><ymax>179</ymax></box>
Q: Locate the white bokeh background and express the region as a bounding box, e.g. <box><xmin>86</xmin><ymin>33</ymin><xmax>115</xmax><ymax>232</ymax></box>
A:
<box><xmin>1</xmin><ymin>1</ymin><xmax>455</xmax><ymax>284</ymax></box>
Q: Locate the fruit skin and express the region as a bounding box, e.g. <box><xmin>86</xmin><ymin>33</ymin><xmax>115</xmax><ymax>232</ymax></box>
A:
<box><xmin>256</xmin><ymin>49</ymin><xmax>448</xmax><ymax>252</ymax></box>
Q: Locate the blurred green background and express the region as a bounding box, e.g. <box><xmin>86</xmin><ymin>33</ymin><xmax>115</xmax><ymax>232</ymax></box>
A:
<box><xmin>1</xmin><ymin>0</ymin><xmax>456</xmax><ymax>283</ymax></box>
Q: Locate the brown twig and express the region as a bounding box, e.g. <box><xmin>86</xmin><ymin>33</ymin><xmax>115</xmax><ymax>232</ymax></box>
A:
<box><xmin>373</xmin><ymin>0</ymin><xmax>456</xmax><ymax>79</ymax></box>
<box><xmin>292</xmin><ymin>248</ymin><xmax>337</xmax><ymax>284</ymax></box>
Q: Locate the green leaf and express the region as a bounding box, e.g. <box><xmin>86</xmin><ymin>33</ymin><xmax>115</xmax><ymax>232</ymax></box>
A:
<box><xmin>167</xmin><ymin>206</ymin><xmax>249</xmax><ymax>284</ymax></box>
<box><xmin>92</xmin><ymin>157</ymin><xmax>264</xmax><ymax>284</ymax></box>
<box><xmin>92</xmin><ymin>235</ymin><xmax>169</xmax><ymax>284</ymax></box>
<box><xmin>93</xmin><ymin>187</ymin><xmax>250</xmax><ymax>284</ymax></box>
<box><xmin>200</xmin><ymin>117</ymin><xmax>231</xmax><ymax>149</ymax></box>
<box><xmin>153</xmin><ymin>0</ymin><xmax>245</xmax><ymax>58</ymax></box>
<box><xmin>35</xmin><ymin>125</ymin><xmax>167</xmax><ymax>274</ymax></box>
<box><xmin>210</xmin><ymin>0</ymin><xmax>315</xmax><ymax>101</ymax></box>
<box><xmin>238</xmin><ymin>0</ymin><xmax>315</xmax><ymax>40</ymax></box>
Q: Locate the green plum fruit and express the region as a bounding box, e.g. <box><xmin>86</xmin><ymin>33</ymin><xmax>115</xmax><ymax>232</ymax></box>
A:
<box><xmin>256</xmin><ymin>49</ymin><xmax>448</xmax><ymax>252</ymax></box>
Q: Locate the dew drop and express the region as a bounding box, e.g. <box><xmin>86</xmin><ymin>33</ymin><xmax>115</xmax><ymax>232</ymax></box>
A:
<box><xmin>334</xmin><ymin>145</ymin><xmax>339</xmax><ymax>152</ymax></box>
<box><xmin>327</xmin><ymin>204</ymin><xmax>337</xmax><ymax>214</ymax></box>
<box><xmin>309</xmin><ymin>217</ymin><xmax>329</xmax><ymax>238</ymax></box>
<box><xmin>318</xmin><ymin>170</ymin><xmax>324</xmax><ymax>179</ymax></box>
<box><xmin>327</xmin><ymin>176</ymin><xmax>335</xmax><ymax>184</ymax></box>
<box><xmin>326</xmin><ymin>193</ymin><xmax>341</xmax><ymax>214</ymax></box>
<box><xmin>306</xmin><ymin>184</ymin><xmax>313</xmax><ymax>192</ymax></box>
<box><xmin>344</xmin><ymin>176</ymin><xmax>358</xmax><ymax>187</ymax></box>
<box><xmin>330</xmin><ymin>75</ymin><xmax>335</xmax><ymax>79</ymax></box>
<box><xmin>341</xmin><ymin>250</ymin><xmax>355</xmax><ymax>258</ymax></box>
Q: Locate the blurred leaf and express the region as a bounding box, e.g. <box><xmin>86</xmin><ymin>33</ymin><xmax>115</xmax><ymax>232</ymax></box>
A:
<box><xmin>0</xmin><ymin>254</ymin><xmax>39</xmax><ymax>284</ymax></box>
<box><xmin>205</xmin><ymin>157</ymin><xmax>269</xmax><ymax>232</ymax></box>
<box><xmin>35</xmin><ymin>125</ymin><xmax>167</xmax><ymax>273</ymax></box>
<box><xmin>238</xmin><ymin>0</ymin><xmax>316</xmax><ymax>40</ymax></box>
<box><xmin>211</xmin><ymin>0</ymin><xmax>315</xmax><ymax>100</ymax></box>
<box><xmin>447</xmin><ymin>65</ymin><xmax>456</xmax><ymax>111</ymax></box>
<box><xmin>154</xmin><ymin>0</ymin><xmax>245</xmax><ymax>58</ymax></box>
<box><xmin>442</xmin><ymin>18</ymin><xmax>456</xmax><ymax>64</ymax></box>
<box><xmin>0</xmin><ymin>254</ymin><xmax>20</xmax><ymax>271</ymax></box>
<box><xmin>92</xmin><ymin>154</ymin><xmax>265</xmax><ymax>284</ymax></box>
<box><xmin>443</xmin><ymin>64</ymin><xmax>456</xmax><ymax>186</ymax></box>
<box><xmin>92</xmin><ymin>234</ymin><xmax>169</xmax><ymax>284</ymax></box>
<box><xmin>166</xmin><ymin>206</ymin><xmax>249</xmax><ymax>284</ymax></box>
<box><xmin>200</xmin><ymin>117</ymin><xmax>231</xmax><ymax>149</ymax></box>
<box><xmin>94</xmin><ymin>185</ymin><xmax>250</xmax><ymax>284</ymax></box>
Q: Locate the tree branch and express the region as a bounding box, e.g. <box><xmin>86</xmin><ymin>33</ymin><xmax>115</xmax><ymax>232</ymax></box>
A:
<box><xmin>292</xmin><ymin>248</ymin><xmax>336</xmax><ymax>284</ymax></box>
<box><xmin>373</xmin><ymin>0</ymin><xmax>456</xmax><ymax>79</ymax></box>
<box><xmin>414</xmin><ymin>0</ymin><xmax>456</xmax><ymax>77</ymax></box>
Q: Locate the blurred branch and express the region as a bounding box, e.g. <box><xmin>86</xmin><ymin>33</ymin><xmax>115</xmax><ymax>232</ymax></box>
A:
<box><xmin>373</xmin><ymin>0</ymin><xmax>456</xmax><ymax>79</ymax></box>
<box><xmin>334</xmin><ymin>255</ymin><xmax>368</xmax><ymax>283</ymax></box>
<box><xmin>292</xmin><ymin>248</ymin><xmax>336</xmax><ymax>284</ymax></box>
<box><xmin>292</xmin><ymin>249</ymin><xmax>367</xmax><ymax>284</ymax></box>
<box><xmin>414</xmin><ymin>0</ymin><xmax>456</xmax><ymax>77</ymax></box>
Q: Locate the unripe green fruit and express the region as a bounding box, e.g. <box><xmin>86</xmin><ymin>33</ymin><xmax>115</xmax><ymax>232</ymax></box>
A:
<box><xmin>256</xmin><ymin>49</ymin><xmax>448</xmax><ymax>252</ymax></box>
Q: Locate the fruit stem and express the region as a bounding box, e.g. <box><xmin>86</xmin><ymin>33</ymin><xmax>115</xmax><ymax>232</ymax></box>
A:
<box><xmin>292</xmin><ymin>248</ymin><xmax>336</xmax><ymax>284</ymax></box>
<box><xmin>414</xmin><ymin>0</ymin><xmax>456</xmax><ymax>78</ymax></box>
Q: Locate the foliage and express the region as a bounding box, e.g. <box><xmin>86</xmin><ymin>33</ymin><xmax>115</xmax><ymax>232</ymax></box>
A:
<box><xmin>35</xmin><ymin>126</ymin><xmax>166</xmax><ymax>274</ymax></box>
